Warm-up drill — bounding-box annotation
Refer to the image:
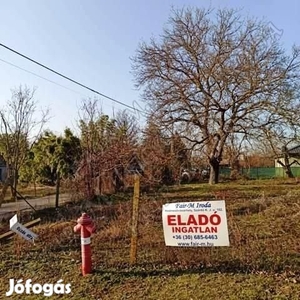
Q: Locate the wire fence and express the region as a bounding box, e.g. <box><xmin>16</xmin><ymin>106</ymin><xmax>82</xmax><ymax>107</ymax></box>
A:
<box><xmin>220</xmin><ymin>167</ymin><xmax>300</xmax><ymax>179</ymax></box>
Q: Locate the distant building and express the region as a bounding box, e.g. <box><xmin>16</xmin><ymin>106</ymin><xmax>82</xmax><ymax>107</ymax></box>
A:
<box><xmin>275</xmin><ymin>145</ymin><xmax>300</xmax><ymax>177</ymax></box>
<box><xmin>0</xmin><ymin>155</ymin><xmax>7</xmax><ymax>182</ymax></box>
<box><xmin>275</xmin><ymin>145</ymin><xmax>300</xmax><ymax>168</ymax></box>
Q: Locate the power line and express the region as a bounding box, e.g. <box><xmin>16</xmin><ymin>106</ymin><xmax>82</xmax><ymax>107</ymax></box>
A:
<box><xmin>0</xmin><ymin>58</ymin><xmax>140</xmax><ymax>114</ymax></box>
<box><xmin>0</xmin><ymin>58</ymin><xmax>87</xmax><ymax>98</ymax></box>
<box><xmin>0</xmin><ymin>42</ymin><xmax>146</xmax><ymax>115</ymax></box>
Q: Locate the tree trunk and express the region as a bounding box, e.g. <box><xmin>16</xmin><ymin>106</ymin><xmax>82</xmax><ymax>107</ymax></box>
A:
<box><xmin>55</xmin><ymin>171</ymin><xmax>60</xmax><ymax>208</ymax></box>
<box><xmin>284</xmin><ymin>165</ymin><xmax>294</xmax><ymax>178</ymax></box>
<box><xmin>0</xmin><ymin>176</ymin><xmax>11</xmax><ymax>207</ymax></box>
<box><xmin>13</xmin><ymin>169</ymin><xmax>18</xmax><ymax>200</ymax></box>
<box><xmin>277</xmin><ymin>160</ymin><xmax>294</xmax><ymax>178</ymax></box>
<box><xmin>209</xmin><ymin>158</ymin><xmax>220</xmax><ymax>184</ymax></box>
<box><xmin>99</xmin><ymin>173</ymin><xmax>102</xmax><ymax>195</ymax></box>
<box><xmin>283</xmin><ymin>150</ymin><xmax>294</xmax><ymax>178</ymax></box>
<box><xmin>230</xmin><ymin>158</ymin><xmax>240</xmax><ymax>179</ymax></box>
<box><xmin>10</xmin><ymin>169</ymin><xmax>18</xmax><ymax>201</ymax></box>
<box><xmin>278</xmin><ymin>146</ymin><xmax>294</xmax><ymax>178</ymax></box>
<box><xmin>34</xmin><ymin>179</ymin><xmax>37</xmax><ymax>197</ymax></box>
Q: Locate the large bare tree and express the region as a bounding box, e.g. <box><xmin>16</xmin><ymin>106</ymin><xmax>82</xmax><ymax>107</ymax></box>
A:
<box><xmin>0</xmin><ymin>86</ymin><xmax>48</xmax><ymax>206</ymax></box>
<box><xmin>132</xmin><ymin>7</ymin><xmax>300</xmax><ymax>184</ymax></box>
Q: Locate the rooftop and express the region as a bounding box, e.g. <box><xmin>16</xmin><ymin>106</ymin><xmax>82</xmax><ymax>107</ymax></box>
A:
<box><xmin>288</xmin><ymin>145</ymin><xmax>300</xmax><ymax>155</ymax></box>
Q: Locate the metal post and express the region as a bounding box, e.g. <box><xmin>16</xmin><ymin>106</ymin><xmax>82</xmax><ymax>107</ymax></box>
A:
<box><xmin>55</xmin><ymin>171</ymin><xmax>60</xmax><ymax>208</ymax></box>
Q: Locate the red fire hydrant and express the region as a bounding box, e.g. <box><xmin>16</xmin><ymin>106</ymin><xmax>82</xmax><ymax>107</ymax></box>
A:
<box><xmin>74</xmin><ymin>213</ymin><xmax>96</xmax><ymax>276</ymax></box>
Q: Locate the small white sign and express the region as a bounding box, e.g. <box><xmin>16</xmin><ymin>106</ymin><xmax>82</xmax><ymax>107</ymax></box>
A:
<box><xmin>10</xmin><ymin>214</ymin><xmax>38</xmax><ymax>243</ymax></box>
<box><xmin>162</xmin><ymin>200</ymin><xmax>229</xmax><ymax>247</ymax></box>
<box><xmin>81</xmin><ymin>237</ymin><xmax>91</xmax><ymax>245</ymax></box>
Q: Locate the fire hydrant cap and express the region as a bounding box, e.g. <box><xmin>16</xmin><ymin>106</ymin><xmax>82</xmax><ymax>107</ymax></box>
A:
<box><xmin>74</xmin><ymin>213</ymin><xmax>96</xmax><ymax>234</ymax></box>
<box><xmin>76</xmin><ymin>213</ymin><xmax>96</xmax><ymax>228</ymax></box>
<box><xmin>78</xmin><ymin>213</ymin><xmax>90</xmax><ymax>224</ymax></box>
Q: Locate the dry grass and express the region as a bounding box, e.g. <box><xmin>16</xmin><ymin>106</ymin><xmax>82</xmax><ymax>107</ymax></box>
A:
<box><xmin>0</xmin><ymin>179</ymin><xmax>300</xmax><ymax>299</ymax></box>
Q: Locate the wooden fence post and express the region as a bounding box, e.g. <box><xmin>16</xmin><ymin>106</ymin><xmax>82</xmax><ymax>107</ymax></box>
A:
<box><xmin>130</xmin><ymin>173</ymin><xmax>140</xmax><ymax>265</ymax></box>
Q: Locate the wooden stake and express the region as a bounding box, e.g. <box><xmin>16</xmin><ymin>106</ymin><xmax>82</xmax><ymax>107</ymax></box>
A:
<box><xmin>130</xmin><ymin>173</ymin><xmax>140</xmax><ymax>265</ymax></box>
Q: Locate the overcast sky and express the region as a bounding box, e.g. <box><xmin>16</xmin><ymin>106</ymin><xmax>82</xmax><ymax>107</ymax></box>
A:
<box><xmin>0</xmin><ymin>0</ymin><xmax>299</xmax><ymax>135</ymax></box>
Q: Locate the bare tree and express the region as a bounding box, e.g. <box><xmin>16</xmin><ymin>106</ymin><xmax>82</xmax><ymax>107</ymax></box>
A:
<box><xmin>77</xmin><ymin>98</ymin><xmax>100</xmax><ymax>199</ymax></box>
<box><xmin>77</xmin><ymin>98</ymin><xmax>139</xmax><ymax>198</ymax></box>
<box><xmin>114</xmin><ymin>110</ymin><xmax>139</xmax><ymax>147</ymax></box>
<box><xmin>0</xmin><ymin>86</ymin><xmax>48</xmax><ymax>206</ymax></box>
<box><xmin>132</xmin><ymin>7</ymin><xmax>300</xmax><ymax>184</ymax></box>
<box><xmin>253</xmin><ymin>122</ymin><xmax>300</xmax><ymax>178</ymax></box>
<box><xmin>140</xmin><ymin>119</ymin><xmax>172</xmax><ymax>186</ymax></box>
<box><xmin>223</xmin><ymin>134</ymin><xmax>246</xmax><ymax>179</ymax></box>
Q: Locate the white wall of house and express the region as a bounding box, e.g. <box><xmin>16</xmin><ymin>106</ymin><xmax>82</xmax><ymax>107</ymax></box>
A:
<box><xmin>275</xmin><ymin>157</ymin><xmax>300</xmax><ymax>168</ymax></box>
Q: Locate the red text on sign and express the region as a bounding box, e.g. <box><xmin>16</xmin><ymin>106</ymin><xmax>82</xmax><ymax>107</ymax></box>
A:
<box><xmin>167</xmin><ymin>213</ymin><xmax>221</xmax><ymax>226</ymax></box>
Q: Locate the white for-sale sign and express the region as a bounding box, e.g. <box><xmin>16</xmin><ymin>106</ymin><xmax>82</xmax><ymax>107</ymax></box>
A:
<box><xmin>162</xmin><ymin>200</ymin><xmax>229</xmax><ymax>247</ymax></box>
